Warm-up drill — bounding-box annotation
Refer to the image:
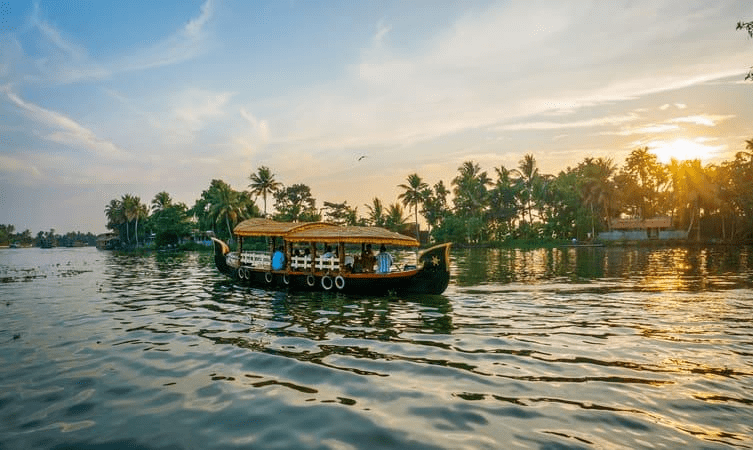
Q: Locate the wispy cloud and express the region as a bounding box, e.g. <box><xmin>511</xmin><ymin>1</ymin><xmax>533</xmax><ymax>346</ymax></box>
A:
<box><xmin>669</xmin><ymin>114</ymin><xmax>735</xmax><ymax>127</ymax></box>
<box><xmin>498</xmin><ymin>114</ymin><xmax>640</xmax><ymax>131</ymax></box>
<box><xmin>0</xmin><ymin>154</ymin><xmax>42</xmax><ymax>181</ymax></box>
<box><xmin>296</xmin><ymin>0</ymin><xmax>747</xmax><ymax>160</ymax></box>
<box><xmin>604</xmin><ymin>113</ymin><xmax>736</xmax><ymax>137</ymax></box>
<box><xmin>373</xmin><ymin>18</ymin><xmax>391</xmax><ymax>46</ymax></box>
<box><xmin>2</xmin><ymin>86</ymin><xmax>131</xmax><ymax>161</ymax></box>
<box><xmin>17</xmin><ymin>0</ymin><xmax>214</xmax><ymax>84</ymax></box>
<box><xmin>173</xmin><ymin>89</ymin><xmax>232</xmax><ymax>127</ymax></box>
<box><xmin>25</xmin><ymin>2</ymin><xmax>108</xmax><ymax>83</ymax></box>
<box><xmin>613</xmin><ymin>124</ymin><xmax>681</xmax><ymax>136</ymax></box>
<box><xmin>117</xmin><ymin>0</ymin><xmax>214</xmax><ymax>72</ymax></box>
<box><xmin>239</xmin><ymin>108</ymin><xmax>270</xmax><ymax>143</ymax></box>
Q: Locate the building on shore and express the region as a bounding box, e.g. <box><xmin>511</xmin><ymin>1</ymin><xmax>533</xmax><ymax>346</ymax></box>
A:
<box><xmin>599</xmin><ymin>217</ymin><xmax>688</xmax><ymax>241</ymax></box>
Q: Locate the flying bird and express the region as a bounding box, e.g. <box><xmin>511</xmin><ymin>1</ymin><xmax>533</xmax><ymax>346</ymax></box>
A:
<box><xmin>358</xmin><ymin>155</ymin><xmax>367</xmax><ymax>161</ymax></box>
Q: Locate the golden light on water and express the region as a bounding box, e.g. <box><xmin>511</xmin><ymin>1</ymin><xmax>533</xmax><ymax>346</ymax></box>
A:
<box><xmin>648</xmin><ymin>138</ymin><xmax>722</xmax><ymax>164</ymax></box>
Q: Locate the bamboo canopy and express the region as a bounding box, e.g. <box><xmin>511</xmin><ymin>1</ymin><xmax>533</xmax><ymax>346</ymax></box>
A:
<box><xmin>284</xmin><ymin>225</ymin><xmax>419</xmax><ymax>247</ymax></box>
<box><xmin>233</xmin><ymin>219</ymin><xmax>419</xmax><ymax>246</ymax></box>
<box><xmin>233</xmin><ymin>218</ymin><xmax>334</xmax><ymax>237</ymax></box>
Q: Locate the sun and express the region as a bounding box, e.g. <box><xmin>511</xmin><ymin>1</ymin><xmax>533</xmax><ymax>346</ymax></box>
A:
<box><xmin>648</xmin><ymin>138</ymin><xmax>720</xmax><ymax>164</ymax></box>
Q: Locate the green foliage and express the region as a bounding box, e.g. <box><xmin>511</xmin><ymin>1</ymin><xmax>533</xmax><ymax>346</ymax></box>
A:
<box><xmin>0</xmin><ymin>224</ymin><xmax>13</xmax><ymax>245</ymax></box>
<box><xmin>248</xmin><ymin>166</ymin><xmax>282</xmax><ymax>216</ymax></box>
<box><xmin>90</xmin><ymin>138</ymin><xmax>753</xmax><ymax>252</ymax></box>
<box><xmin>323</xmin><ymin>201</ymin><xmax>361</xmax><ymax>225</ymax></box>
<box><xmin>384</xmin><ymin>203</ymin><xmax>409</xmax><ymax>232</ymax></box>
<box><xmin>273</xmin><ymin>184</ymin><xmax>320</xmax><ymax>222</ymax></box>
<box><xmin>398</xmin><ymin>173</ymin><xmax>428</xmax><ymax>240</ymax></box>
<box><xmin>104</xmin><ymin>194</ymin><xmax>147</xmax><ymax>247</ymax></box>
<box><xmin>190</xmin><ymin>179</ymin><xmax>259</xmax><ymax>242</ymax></box>
<box><xmin>150</xmin><ymin>203</ymin><xmax>191</xmax><ymax>248</ymax></box>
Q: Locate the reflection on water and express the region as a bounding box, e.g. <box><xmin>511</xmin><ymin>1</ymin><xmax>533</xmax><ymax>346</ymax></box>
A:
<box><xmin>454</xmin><ymin>245</ymin><xmax>753</xmax><ymax>292</ymax></box>
<box><xmin>1</xmin><ymin>246</ymin><xmax>752</xmax><ymax>449</ymax></box>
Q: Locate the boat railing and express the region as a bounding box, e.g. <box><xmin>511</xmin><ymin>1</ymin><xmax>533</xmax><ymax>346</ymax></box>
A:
<box><xmin>315</xmin><ymin>256</ymin><xmax>339</xmax><ymax>272</ymax></box>
<box><xmin>240</xmin><ymin>251</ymin><xmax>271</xmax><ymax>269</ymax></box>
<box><xmin>290</xmin><ymin>255</ymin><xmax>310</xmax><ymax>270</ymax></box>
<box><xmin>289</xmin><ymin>255</ymin><xmax>340</xmax><ymax>272</ymax></box>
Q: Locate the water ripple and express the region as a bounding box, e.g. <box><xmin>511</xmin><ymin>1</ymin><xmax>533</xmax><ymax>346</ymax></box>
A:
<box><xmin>1</xmin><ymin>247</ymin><xmax>752</xmax><ymax>449</ymax></box>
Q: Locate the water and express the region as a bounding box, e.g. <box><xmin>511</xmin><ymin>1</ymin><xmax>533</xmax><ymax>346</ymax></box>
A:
<box><xmin>1</xmin><ymin>246</ymin><xmax>752</xmax><ymax>449</ymax></box>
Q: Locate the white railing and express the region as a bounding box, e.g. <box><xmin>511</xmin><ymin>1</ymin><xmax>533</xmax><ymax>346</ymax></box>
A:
<box><xmin>240</xmin><ymin>251</ymin><xmax>271</xmax><ymax>269</ymax></box>
<box><xmin>289</xmin><ymin>255</ymin><xmax>340</xmax><ymax>272</ymax></box>
<box><xmin>315</xmin><ymin>257</ymin><xmax>339</xmax><ymax>272</ymax></box>
<box><xmin>240</xmin><ymin>252</ymin><xmax>353</xmax><ymax>272</ymax></box>
<box><xmin>290</xmin><ymin>255</ymin><xmax>310</xmax><ymax>270</ymax></box>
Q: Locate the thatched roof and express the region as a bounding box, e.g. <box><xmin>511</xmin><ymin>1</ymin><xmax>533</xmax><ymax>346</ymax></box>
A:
<box><xmin>233</xmin><ymin>219</ymin><xmax>418</xmax><ymax>246</ymax></box>
<box><xmin>284</xmin><ymin>225</ymin><xmax>419</xmax><ymax>246</ymax></box>
<box><xmin>233</xmin><ymin>219</ymin><xmax>334</xmax><ymax>237</ymax></box>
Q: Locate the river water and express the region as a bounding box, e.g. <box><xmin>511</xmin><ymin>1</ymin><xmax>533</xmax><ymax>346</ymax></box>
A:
<box><xmin>1</xmin><ymin>246</ymin><xmax>751</xmax><ymax>449</ymax></box>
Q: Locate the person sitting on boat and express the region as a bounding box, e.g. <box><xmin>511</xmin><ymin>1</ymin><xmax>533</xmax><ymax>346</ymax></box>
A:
<box><xmin>344</xmin><ymin>254</ymin><xmax>354</xmax><ymax>271</ymax></box>
<box><xmin>361</xmin><ymin>243</ymin><xmax>375</xmax><ymax>272</ymax></box>
<box><xmin>376</xmin><ymin>244</ymin><xmax>394</xmax><ymax>274</ymax></box>
<box><xmin>272</xmin><ymin>246</ymin><xmax>285</xmax><ymax>270</ymax></box>
<box><xmin>322</xmin><ymin>245</ymin><xmax>335</xmax><ymax>259</ymax></box>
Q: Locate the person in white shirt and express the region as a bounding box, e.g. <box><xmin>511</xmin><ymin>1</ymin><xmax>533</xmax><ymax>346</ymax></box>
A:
<box><xmin>376</xmin><ymin>244</ymin><xmax>393</xmax><ymax>274</ymax></box>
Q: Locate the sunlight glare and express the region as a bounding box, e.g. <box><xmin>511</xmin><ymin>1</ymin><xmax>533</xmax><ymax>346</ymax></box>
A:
<box><xmin>648</xmin><ymin>138</ymin><xmax>721</xmax><ymax>164</ymax></box>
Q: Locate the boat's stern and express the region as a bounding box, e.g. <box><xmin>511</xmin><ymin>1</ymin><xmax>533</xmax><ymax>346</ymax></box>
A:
<box><xmin>211</xmin><ymin>238</ymin><xmax>236</xmax><ymax>277</ymax></box>
<box><xmin>410</xmin><ymin>243</ymin><xmax>451</xmax><ymax>294</ymax></box>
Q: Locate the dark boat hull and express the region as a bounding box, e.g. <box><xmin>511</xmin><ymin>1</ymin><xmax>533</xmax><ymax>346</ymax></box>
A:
<box><xmin>212</xmin><ymin>238</ymin><xmax>450</xmax><ymax>295</ymax></box>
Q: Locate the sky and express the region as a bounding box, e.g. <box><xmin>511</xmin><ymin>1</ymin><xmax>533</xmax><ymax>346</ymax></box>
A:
<box><xmin>1</xmin><ymin>0</ymin><xmax>752</xmax><ymax>234</ymax></box>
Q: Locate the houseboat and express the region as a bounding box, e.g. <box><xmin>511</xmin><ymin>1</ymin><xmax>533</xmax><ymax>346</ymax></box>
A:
<box><xmin>212</xmin><ymin>218</ymin><xmax>451</xmax><ymax>295</ymax></box>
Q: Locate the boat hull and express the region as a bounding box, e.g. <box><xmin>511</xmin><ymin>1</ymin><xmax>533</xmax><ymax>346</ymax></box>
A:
<box><xmin>212</xmin><ymin>238</ymin><xmax>450</xmax><ymax>295</ymax></box>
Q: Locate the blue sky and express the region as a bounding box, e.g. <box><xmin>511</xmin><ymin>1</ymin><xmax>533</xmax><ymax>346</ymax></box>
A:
<box><xmin>1</xmin><ymin>0</ymin><xmax>752</xmax><ymax>233</ymax></box>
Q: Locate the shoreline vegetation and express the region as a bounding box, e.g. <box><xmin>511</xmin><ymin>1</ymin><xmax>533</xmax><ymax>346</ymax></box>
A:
<box><xmin>3</xmin><ymin>141</ymin><xmax>753</xmax><ymax>251</ymax></box>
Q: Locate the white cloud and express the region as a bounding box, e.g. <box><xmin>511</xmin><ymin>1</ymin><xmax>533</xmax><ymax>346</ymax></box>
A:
<box><xmin>613</xmin><ymin>124</ymin><xmax>680</xmax><ymax>136</ymax></box>
<box><xmin>373</xmin><ymin>19</ymin><xmax>391</xmax><ymax>45</ymax></box>
<box><xmin>291</xmin><ymin>0</ymin><xmax>748</xmax><ymax>161</ymax></box>
<box><xmin>14</xmin><ymin>0</ymin><xmax>214</xmax><ymax>84</ymax></box>
<box><xmin>239</xmin><ymin>108</ymin><xmax>270</xmax><ymax>144</ymax></box>
<box><xmin>0</xmin><ymin>154</ymin><xmax>42</xmax><ymax>180</ymax></box>
<box><xmin>174</xmin><ymin>90</ymin><xmax>233</xmax><ymax>127</ymax></box>
<box><xmin>2</xmin><ymin>87</ymin><xmax>131</xmax><ymax>161</ymax></box>
<box><xmin>669</xmin><ymin>114</ymin><xmax>735</xmax><ymax>127</ymax></box>
<box><xmin>25</xmin><ymin>4</ymin><xmax>109</xmax><ymax>83</ymax></box>
<box><xmin>498</xmin><ymin>114</ymin><xmax>639</xmax><ymax>131</ymax></box>
<box><xmin>117</xmin><ymin>0</ymin><xmax>214</xmax><ymax>72</ymax></box>
<box><xmin>31</xmin><ymin>3</ymin><xmax>88</xmax><ymax>61</ymax></box>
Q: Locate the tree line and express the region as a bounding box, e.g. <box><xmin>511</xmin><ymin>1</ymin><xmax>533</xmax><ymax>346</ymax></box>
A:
<box><xmin>0</xmin><ymin>225</ymin><xmax>97</xmax><ymax>248</ymax></box>
<box><xmin>102</xmin><ymin>139</ymin><xmax>753</xmax><ymax>248</ymax></box>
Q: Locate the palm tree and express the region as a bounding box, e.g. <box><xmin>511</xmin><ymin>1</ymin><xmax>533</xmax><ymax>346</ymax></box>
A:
<box><xmin>672</xmin><ymin>160</ymin><xmax>721</xmax><ymax>241</ymax></box>
<box><xmin>623</xmin><ymin>147</ymin><xmax>668</xmax><ymax>218</ymax></box>
<box><xmin>151</xmin><ymin>191</ymin><xmax>172</xmax><ymax>213</ymax></box>
<box><xmin>121</xmin><ymin>194</ymin><xmax>147</xmax><ymax>246</ymax></box>
<box><xmin>452</xmin><ymin>161</ymin><xmax>491</xmax><ymax>217</ymax></box>
<box><xmin>513</xmin><ymin>153</ymin><xmax>539</xmax><ymax>224</ymax></box>
<box><xmin>384</xmin><ymin>203</ymin><xmax>409</xmax><ymax>232</ymax></box>
<box><xmin>578</xmin><ymin>157</ymin><xmax>617</xmax><ymax>235</ymax></box>
<box><xmin>489</xmin><ymin>165</ymin><xmax>522</xmax><ymax>236</ymax></box>
<box><xmin>120</xmin><ymin>194</ymin><xmax>137</xmax><ymax>244</ymax></box>
<box><xmin>209</xmin><ymin>181</ymin><xmax>245</xmax><ymax>241</ymax></box>
<box><xmin>736</xmin><ymin>139</ymin><xmax>753</xmax><ymax>166</ymax></box>
<box><xmin>398</xmin><ymin>173</ymin><xmax>428</xmax><ymax>240</ymax></box>
<box><xmin>105</xmin><ymin>199</ymin><xmax>125</xmax><ymax>232</ymax></box>
<box><xmin>421</xmin><ymin>181</ymin><xmax>450</xmax><ymax>234</ymax></box>
<box><xmin>248</xmin><ymin>166</ymin><xmax>281</xmax><ymax>217</ymax></box>
<box><xmin>365</xmin><ymin>197</ymin><xmax>386</xmax><ymax>227</ymax></box>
